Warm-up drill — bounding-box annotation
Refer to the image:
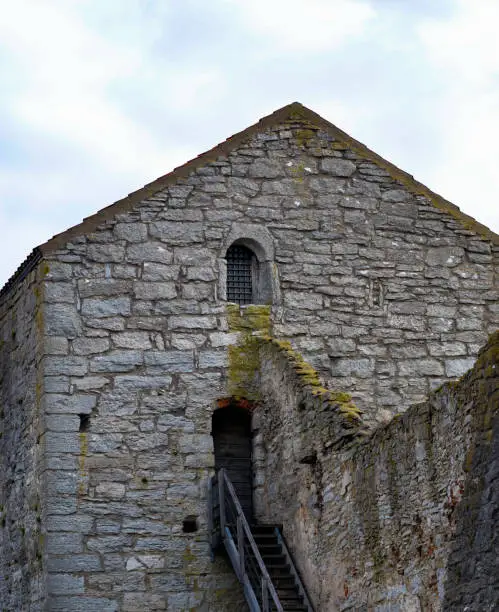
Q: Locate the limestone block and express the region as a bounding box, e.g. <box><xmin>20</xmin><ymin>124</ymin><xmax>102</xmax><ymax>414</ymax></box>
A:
<box><xmin>45</xmin><ymin>304</ymin><xmax>82</xmax><ymax>337</ymax></box>
<box><xmin>81</xmin><ymin>297</ymin><xmax>131</xmax><ymax>318</ymax></box>
<box><xmin>284</xmin><ymin>291</ymin><xmax>323</xmax><ymax>310</ymax></box>
<box><xmin>48</xmin><ymin>596</ymin><xmax>119</xmax><ymax>612</ymax></box>
<box><xmin>127</xmin><ymin>242</ymin><xmax>173</xmax><ymax>264</ymax></box>
<box><xmin>86</xmin><ymin>536</ymin><xmax>134</xmax><ymax>553</ymax></box>
<box><xmin>426</xmin><ymin>247</ymin><xmax>465</xmax><ymax>267</ymax></box>
<box><xmin>44</xmin><ymin>282</ymin><xmax>75</xmax><ymax>303</ymax></box>
<box><xmin>95</xmin><ymin>482</ymin><xmax>126</xmax><ymax>500</ymax></box>
<box><xmin>144</xmin><ymin>351</ymin><xmax>194</xmax><ymax>373</ymax></box>
<box><xmin>45</xmin><ymin>336</ymin><xmax>69</xmax><ymax>355</ymax></box>
<box><xmin>142</xmin><ymin>263</ymin><xmax>180</xmax><ymax>281</ymax></box>
<box><xmin>90</xmin><ymin>351</ymin><xmax>143</xmax><ymax>373</ymax></box>
<box><xmin>169</xmin><ymin>315</ymin><xmax>217</xmax><ymax>330</ymax></box>
<box><xmin>46</xmin><ymin>533</ymin><xmax>83</xmax><ymax>554</ymax></box>
<box><xmin>149</xmin><ymin>222</ymin><xmax>204</xmax><ymax>243</ymax></box>
<box><xmin>133</xmin><ymin>282</ymin><xmax>176</xmax><ymax>300</ymax></box>
<box><xmin>45</xmin><ymin>356</ymin><xmax>88</xmax><ymax>376</ymax></box>
<box><xmin>198</xmin><ymin>350</ymin><xmax>228</xmax><ymax>368</ymax></box>
<box><xmin>87</xmin><ymin>434</ymin><xmax>124</xmax><ymax>453</ymax></box>
<box><xmin>248</xmin><ymin>159</ymin><xmax>282</xmax><ymax>178</ymax></box>
<box><xmin>72</xmin><ymin>337</ymin><xmax>110</xmax><ymax>355</ymax></box>
<box><xmin>398</xmin><ymin>359</ymin><xmax>445</xmax><ymax>376</ymax></box>
<box><xmin>87</xmin><ymin>244</ymin><xmax>125</xmax><ymax>263</ymax></box>
<box><xmin>445</xmin><ymin>358</ymin><xmax>476</xmax><ymax>377</ymax></box>
<box><xmin>46</xmin><ymin>414</ymin><xmax>79</xmax><ymax>432</ymax></box>
<box><xmin>47</xmin><ymin>555</ymin><xmax>102</xmax><ymax>573</ymax></box>
<box><xmin>47</xmin><ymin>574</ymin><xmax>85</xmax><ymax>595</ymax></box>
<box><xmin>114</xmin><ymin>223</ymin><xmax>148</xmax><ymax>242</ymax></box>
<box><xmin>112</xmin><ymin>331</ymin><xmax>152</xmax><ymax>350</ymax></box>
<box><xmin>78</xmin><ymin>279</ymin><xmax>131</xmax><ymax>298</ymax></box>
<box><xmin>320</xmin><ymin>158</ymin><xmax>356</xmax><ymax>176</ymax></box>
<box><xmin>173</xmin><ymin>247</ymin><xmax>214</xmax><ymax>266</ymax></box>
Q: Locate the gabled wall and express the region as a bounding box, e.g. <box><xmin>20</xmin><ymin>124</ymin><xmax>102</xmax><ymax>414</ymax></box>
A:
<box><xmin>1</xmin><ymin>112</ymin><xmax>497</xmax><ymax>609</ymax></box>
<box><xmin>0</xmin><ymin>266</ymin><xmax>46</xmax><ymax>610</ymax></box>
<box><xmin>255</xmin><ymin>331</ymin><xmax>499</xmax><ymax>611</ymax></box>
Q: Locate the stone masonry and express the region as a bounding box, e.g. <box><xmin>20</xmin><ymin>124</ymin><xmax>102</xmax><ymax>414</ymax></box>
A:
<box><xmin>0</xmin><ymin>102</ymin><xmax>497</xmax><ymax>610</ymax></box>
<box><xmin>255</xmin><ymin>328</ymin><xmax>499</xmax><ymax>610</ymax></box>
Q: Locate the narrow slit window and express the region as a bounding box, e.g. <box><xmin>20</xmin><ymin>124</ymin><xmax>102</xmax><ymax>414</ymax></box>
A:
<box><xmin>226</xmin><ymin>245</ymin><xmax>253</xmax><ymax>304</ymax></box>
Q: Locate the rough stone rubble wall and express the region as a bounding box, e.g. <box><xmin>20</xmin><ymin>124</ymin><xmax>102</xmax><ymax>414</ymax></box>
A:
<box><xmin>255</xmin><ymin>332</ymin><xmax>499</xmax><ymax>611</ymax></box>
<box><xmin>0</xmin><ymin>267</ymin><xmax>46</xmax><ymax>610</ymax></box>
<box><xmin>22</xmin><ymin>118</ymin><xmax>498</xmax><ymax>609</ymax></box>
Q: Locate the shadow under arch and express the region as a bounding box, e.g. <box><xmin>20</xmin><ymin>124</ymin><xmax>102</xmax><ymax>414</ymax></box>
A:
<box><xmin>212</xmin><ymin>398</ymin><xmax>255</xmax><ymax>520</ymax></box>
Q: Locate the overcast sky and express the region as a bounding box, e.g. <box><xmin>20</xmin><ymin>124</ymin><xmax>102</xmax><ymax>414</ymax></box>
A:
<box><xmin>1</xmin><ymin>0</ymin><xmax>498</xmax><ymax>287</ymax></box>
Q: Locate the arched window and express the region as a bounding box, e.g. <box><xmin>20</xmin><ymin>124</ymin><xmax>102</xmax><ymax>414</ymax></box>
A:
<box><xmin>226</xmin><ymin>244</ymin><xmax>256</xmax><ymax>305</ymax></box>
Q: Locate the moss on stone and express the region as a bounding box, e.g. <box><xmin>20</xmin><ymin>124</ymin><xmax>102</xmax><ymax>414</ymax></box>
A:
<box><xmin>256</xmin><ymin>334</ymin><xmax>362</xmax><ymax>423</ymax></box>
<box><xmin>226</xmin><ymin>304</ymin><xmax>271</xmax><ymax>400</ymax></box>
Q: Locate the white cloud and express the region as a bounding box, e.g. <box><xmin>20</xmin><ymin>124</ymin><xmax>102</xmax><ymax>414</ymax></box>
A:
<box><xmin>418</xmin><ymin>1</ymin><xmax>499</xmax><ymax>231</ymax></box>
<box><xmin>225</xmin><ymin>0</ymin><xmax>376</xmax><ymax>53</ymax></box>
<box><xmin>0</xmin><ymin>0</ymin><xmax>224</xmax><ymax>177</ymax></box>
<box><xmin>0</xmin><ymin>0</ymin><xmax>498</xmax><ymax>288</ymax></box>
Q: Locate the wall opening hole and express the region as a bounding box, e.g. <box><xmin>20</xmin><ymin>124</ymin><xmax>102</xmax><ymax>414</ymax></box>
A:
<box><xmin>182</xmin><ymin>516</ymin><xmax>198</xmax><ymax>533</ymax></box>
<box><xmin>79</xmin><ymin>414</ymin><xmax>90</xmax><ymax>433</ymax></box>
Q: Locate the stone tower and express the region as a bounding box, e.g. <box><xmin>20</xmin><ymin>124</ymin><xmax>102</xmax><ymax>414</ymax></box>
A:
<box><xmin>0</xmin><ymin>103</ymin><xmax>497</xmax><ymax>611</ymax></box>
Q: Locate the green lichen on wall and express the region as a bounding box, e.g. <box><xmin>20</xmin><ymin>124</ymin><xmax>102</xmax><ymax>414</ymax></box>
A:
<box><xmin>259</xmin><ymin>335</ymin><xmax>362</xmax><ymax>424</ymax></box>
<box><xmin>226</xmin><ymin>303</ymin><xmax>362</xmax><ymax>426</ymax></box>
<box><xmin>226</xmin><ymin>304</ymin><xmax>271</xmax><ymax>400</ymax></box>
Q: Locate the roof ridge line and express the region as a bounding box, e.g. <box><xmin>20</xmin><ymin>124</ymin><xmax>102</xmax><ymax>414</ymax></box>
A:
<box><xmin>1</xmin><ymin>101</ymin><xmax>498</xmax><ymax>301</ymax></box>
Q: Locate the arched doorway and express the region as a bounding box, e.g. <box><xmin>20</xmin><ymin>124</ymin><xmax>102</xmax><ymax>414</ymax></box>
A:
<box><xmin>212</xmin><ymin>406</ymin><xmax>253</xmax><ymax>520</ymax></box>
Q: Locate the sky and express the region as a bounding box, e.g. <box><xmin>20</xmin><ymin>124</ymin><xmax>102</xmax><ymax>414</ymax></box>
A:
<box><xmin>1</xmin><ymin>0</ymin><xmax>498</xmax><ymax>287</ymax></box>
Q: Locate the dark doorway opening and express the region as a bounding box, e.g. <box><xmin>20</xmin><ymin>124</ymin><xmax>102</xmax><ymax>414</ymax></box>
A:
<box><xmin>212</xmin><ymin>405</ymin><xmax>253</xmax><ymax>520</ymax></box>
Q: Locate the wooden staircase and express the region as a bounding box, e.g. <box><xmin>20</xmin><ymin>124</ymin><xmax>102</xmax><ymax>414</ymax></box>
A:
<box><xmin>209</xmin><ymin>469</ymin><xmax>314</xmax><ymax>612</ymax></box>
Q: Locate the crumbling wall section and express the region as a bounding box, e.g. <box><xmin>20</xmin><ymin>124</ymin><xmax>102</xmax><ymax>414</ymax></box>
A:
<box><xmin>255</xmin><ymin>331</ymin><xmax>498</xmax><ymax>611</ymax></box>
<box><xmin>0</xmin><ymin>265</ymin><xmax>46</xmax><ymax>610</ymax></box>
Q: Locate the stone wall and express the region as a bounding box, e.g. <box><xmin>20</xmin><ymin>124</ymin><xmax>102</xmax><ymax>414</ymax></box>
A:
<box><xmin>39</xmin><ymin>259</ymin><xmax>246</xmax><ymax>609</ymax></box>
<box><xmin>255</xmin><ymin>331</ymin><xmax>499</xmax><ymax>611</ymax></box>
<box><xmin>0</xmin><ymin>265</ymin><xmax>46</xmax><ymax>610</ymax></box>
<box><xmin>1</xmin><ymin>111</ymin><xmax>497</xmax><ymax>609</ymax></box>
<box><xmin>41</xmin><ymin>117</ymin><xmax>498</xmax><ymax>424</ymax></box>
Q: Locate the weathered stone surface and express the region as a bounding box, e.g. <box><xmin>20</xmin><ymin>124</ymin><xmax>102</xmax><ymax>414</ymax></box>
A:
<box><xmin>142</xmin><ymin>263</ymin><xmax>180</xmax><ymax>281</ymax></box>
<box><xmin>248</xmin><ymin>159</ymin><xmax>282</xmax><ymax>178</ymax></box>
<box><xmin>320</xmin><ymin>158</ymin><xmax>356</xmax><ymax>176</ymax></box>
<box><xmin>114</xmin><ymin>222</ymin><xmax>148</xmax><ymax>242</ymax></box>
<box><xmin>1</xmin><ymin>112</ymin><xmax>496</xmax><ymax>612</ymax></box>
<box><xmin>45</xmin><ymin>303</ymin><xmax>82</xmax><ymax>337</ymax></box>
<box><xmin>87</xmin><ymin>244</ymin><xmax>125</xmax><ymax>263</ymax></box>
<box><xmin>73</xmin><ymin>337</ymin><xmax>110</xmax><ymax>355</ymax></box>
<box><xmin>144</xmin><ymin>351</ymin><xmax>194</xmax><ymax>373</ymax></box>
<box><xmin>127</xmin><ymin>242</ymin><xmax>173</xmax><ymax>264</ymax></box>
<box><xmin>45</xmin><ymin>356</ymin><xmax>88</xmax><ymax>376</ymax></box>
<box><xmin>81</xmin><ymin>297</ymin><xmax>131</xmax><ymax>317</ymax></box>
<box><xmin>78</xmin><ymin>279</ymin><xmax>131</xmax><ymax>298</ymax></box>
<box><xmin>90</xmin><ymin>351</ymin><xmax>143</xmax><ymax>373</ymax></box>
<box><xmin>256</xmin><ymin>332</ymin><xmax>499</xmax><ymax>612</ymax></box>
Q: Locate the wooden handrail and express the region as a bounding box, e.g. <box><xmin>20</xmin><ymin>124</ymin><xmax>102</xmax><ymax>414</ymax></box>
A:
<box><xmin>218</xmin><ymin>468</ymin><xmax>283</xmax><ymax>612</ymax></box>
<box><xmin>275</xmin><ymin>527</ymin><xmax>314</xmax><ymax>611</ymax></box>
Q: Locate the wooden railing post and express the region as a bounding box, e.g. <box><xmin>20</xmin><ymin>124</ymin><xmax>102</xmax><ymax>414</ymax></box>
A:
<box><xmin>262</xmin><ymin>577</ymin><xmax>269</xmax><ymax>612</ymax></box>
<box><xmin>216</xmin><ymin>468</ymin><xmax>285</xmax><ymax>612</ymax></box>
<box><xmin>218</xmin><ymin>469</ymin><xmax>226</xmax><ymax>535</ymax></box>
<box><xmin>237</xmin><ymin>515</ymin><xmax>245</xmax><ymax>578</ymax></box>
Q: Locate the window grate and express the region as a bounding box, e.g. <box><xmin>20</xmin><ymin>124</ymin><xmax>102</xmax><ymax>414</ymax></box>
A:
<box><xmin>226</xmin><ymin>245</ymin><xmax>253</xmax><ymax>304</ymax></box>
